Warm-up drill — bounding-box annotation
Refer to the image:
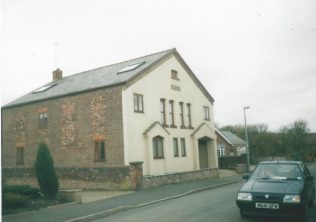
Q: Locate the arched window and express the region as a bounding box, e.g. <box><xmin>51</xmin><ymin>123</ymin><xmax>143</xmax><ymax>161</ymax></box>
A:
<box><xmin>153</xmin><ymin>136</ymin><xmax>164</xmax><ymax>159</ymax></box>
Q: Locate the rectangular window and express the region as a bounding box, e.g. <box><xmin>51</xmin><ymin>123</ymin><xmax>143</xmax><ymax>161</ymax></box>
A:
<box><xmin>179</xmin><ymin>102</ymin><xmax>186</xmax><ymax>128</ymax></box>
<box><xmin>187</xmin><ymin>103</ymin><xmax>193</xmax><ymax>128</ymax></box>
<box><xmin>95</xmin><ymin>141</ymin><xmax>105</xmax><ymax>162</ymax></box>
<box><xmin>169</xmin><ymin>100</ymin><xmax>176</xmax><ymax>128</ymax></box>
<box><xmin>204</xmin><ymin>106</ymin><xmax>210</xmax><ymax>121</ymax></box>
<box><xmin>134</xmin><ymin>94</ymin><xmax>144</xmax><ymax>113</ymax></box>
<box><xmin>153</xmin><ymin>136</ymin><xmax>164</xmax><ymax>159</ymax></box>
<box><xmin>160</xmin><ymin>99</ymin><xmax>167</xmax><ymax>126</ymax></box>
<box><xmin>16</xmin><ymin>147</ymin><xmax>24</xmax><ymax>165</ymax></box>
<box><xmin>217</xmin><ymin>145</ymin><xmax>225</xmax><ymax>157</ymax></box>
<box><xmin>173</xmin><ymin>138</ymin><xmax>179</xmax><ymax>157</ymax></box>
<box><xmin>181</xmin><ymin>138</ymin><xmax>186</xmax><ymax>157</ymax></box>
<box><xmin>171</xmin><ymin>69</ymin><xmax>179</xmax><ymax>80</ymax></box>
<box><xmin>38</xmin><ymin>112</ymin><xmax>48</xmax><ymax>129</ymax></box>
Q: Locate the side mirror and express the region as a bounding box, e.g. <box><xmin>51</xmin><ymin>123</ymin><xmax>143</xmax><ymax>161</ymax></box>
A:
<box><xmin>242</xmin><ymin>173</ymin><xmax>251</xmax><ymax>180</ymax></box>
<box><xmin>306</xmin><ymin>175</ymin><xmax>314</xmax><ymax>182</ymax></box>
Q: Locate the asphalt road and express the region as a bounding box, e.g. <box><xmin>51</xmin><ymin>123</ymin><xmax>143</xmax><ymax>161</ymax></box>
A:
<box><xmin>93</xmin><ymin>164</ymin><xmax>316</xmax><ymax>222</ymax></box>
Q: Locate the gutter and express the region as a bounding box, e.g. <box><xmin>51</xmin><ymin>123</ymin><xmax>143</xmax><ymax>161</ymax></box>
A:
<box><xmin>1</xmin><ymin>82</ymin><xmax>126</xmax><ymax>110</ymax></box>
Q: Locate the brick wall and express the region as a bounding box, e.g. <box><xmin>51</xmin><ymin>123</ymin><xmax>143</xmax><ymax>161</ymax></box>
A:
<box><xmin>129</xmin><ymin>162</ymin><xmax>143</xmax><ymax>190</ymax></box>
<box><xmin>216</xmin><ymin>135</ymin><xmax>236</xmax><ymax>156</ymax></box>
<box><xmin>1</xmin><ymin>85</ymin><xmax>124</xmax><ymax>168</ymax></box>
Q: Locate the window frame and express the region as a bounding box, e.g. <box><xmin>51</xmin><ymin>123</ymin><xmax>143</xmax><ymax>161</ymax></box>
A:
<box><xmin>179</xmin><ymin>102</ymin><xmax>186</xmax><ymax>129</ymax></box>
<box><xmin>173</xmin><ymin>138</ymin><xmax>179</xmax><ymax>157</ymax></box>
<box><xmin>187</xmin><ymin>103</ymin><xmax>193</xmax><ymax>129</ymax></box>
<box><xmin>171</xmin><ymin>69</ymin><xmax>180</xmax><ymax>80</ymax></box>
<box><xmin>204</xmin><ymin>106</ymin><xmax>210</xmax><ymax>121</ymax></box>
<box><xmin>38</xmin><ymin>112</ymin><xmax>48</xmax><ymax>129</ymax></box>
<box><xmin>153</xmin><ymin>136</ymin><xmax>164</xmax><ymax>159</ymax></box>
<box><xmin>217</xmin><ymin>145</ymin><xmax>225</xmax><ymax>157</ymax></box>
<box><xmin>95</xmin><ymin>140</ymin><xmax>106</xmax><ymax>162</ymax></box>
<box><xmin>180</xmin><ymin>138</ymin><xmax>186</xmax><ymax>157</ymax></box>
<box><xmin>169</xmin><ymin>100</ymin><xmax>176</xmax><ymax>128</ymax></box>
<box><xmin>16</xmin><ymin>147</ymin><xmax>24</xmax><ymax>166</ymax></box>
<box><xmin>160</xmin><ymin>99</ymin><xmax>167</xmax><ymax>127</ymax></box>
<box><xmin>133</xmin><ymin>93</ymin><xmax>144</xmax><ymax>113</ymax></box>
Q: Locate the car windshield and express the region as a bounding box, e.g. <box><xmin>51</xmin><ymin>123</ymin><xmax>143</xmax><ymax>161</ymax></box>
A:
<box><xmin>251</xmin><ymin>163</ymin><xmax>302</xmax><ymax>180</ymax></box>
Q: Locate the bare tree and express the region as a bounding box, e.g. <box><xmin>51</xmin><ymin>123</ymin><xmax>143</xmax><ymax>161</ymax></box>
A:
<box><xmin>278</xmin><ymin>119</ymin><xmax>310</xmax><ymax>160</ymax></box>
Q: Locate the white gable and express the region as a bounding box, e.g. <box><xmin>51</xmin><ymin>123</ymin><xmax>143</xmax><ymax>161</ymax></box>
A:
<box><xmin>122</xmin><ymin>54</ymin><xmax>216</xmax><ymax>175</ymax></box>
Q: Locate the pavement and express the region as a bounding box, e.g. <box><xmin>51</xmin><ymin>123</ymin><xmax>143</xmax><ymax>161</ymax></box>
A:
<box><xmin>2</xmin><ymin>170</ymin><xmax>243</xmax><ymax>222</ymax></box>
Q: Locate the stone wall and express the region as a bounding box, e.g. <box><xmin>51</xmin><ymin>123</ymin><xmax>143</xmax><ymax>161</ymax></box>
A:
<box><xmin>236</xmin><ymin>164</ymin><xmax>247</xmax><ymax>174</ymax></box>
<box><xmin>2</xmin><ymin>165</ymin><xmax>220</xmax><ymax>191</ymax></box>
<box><xmin>2</xmin><ymin>166</ymin><xmax>132</xmax><ymax>191</ymax></box>
<box><xmin>1</xmin><ymin>85</ymin><xmax>124</xmax><ymax>168</ymax></box>
<box><xmin>143</xmin><ymin>168</ymin><xmax>219</xmax><ymax>189</ymax></box>
<box><xmin>61</xmin><ymin>102</ymin><xmax>79</xmax><ymax>150</ymax></box>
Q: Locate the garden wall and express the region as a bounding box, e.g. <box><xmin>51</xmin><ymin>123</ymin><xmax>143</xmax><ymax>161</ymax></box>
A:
<box><xmin>3</xmin><ymin>163</ymin><xmax>220</xmax><ymax>191</ymax></box>
<box><xmin>143</xmin><ymin>168</ymin><xmax>219</xmax><ymax>189</ymax></box>
<box><xmin>2</xmin><ymin>166</ymin><xmax>133</xmax><ymax>191</ymax></box>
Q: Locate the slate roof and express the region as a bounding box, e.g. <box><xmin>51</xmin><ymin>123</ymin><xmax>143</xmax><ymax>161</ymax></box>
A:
<box><xmin>216</xmin><ymin>129</ymin><xmax>247</xmax><ymax>146</ymax></box>
<box><xmin>3</xmin><ymin>48</ymin><xmax>214</xmax><ymax>109</ymax></box>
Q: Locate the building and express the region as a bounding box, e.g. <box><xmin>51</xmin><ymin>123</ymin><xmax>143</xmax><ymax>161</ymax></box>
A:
<box><xmin>215</xmin><ymin>129</ymin><xmax>247</xmax><ymax>156</ymax></box>
<box><xmin>2</xmin><ymin>49</ymin><xmax>218</xmax><ymax>181</ymax></box>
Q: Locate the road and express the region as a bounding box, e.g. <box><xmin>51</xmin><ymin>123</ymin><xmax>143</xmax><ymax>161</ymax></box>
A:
<box><xmin>93</xmin><ymin>164</ymin><xmax>316</xmax><ymax>222</ymax></box>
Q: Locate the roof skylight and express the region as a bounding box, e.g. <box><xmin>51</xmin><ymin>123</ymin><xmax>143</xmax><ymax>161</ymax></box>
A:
<box><xmin>117</xmin><ymin>61</ymin><xmax>145</xmax><ymax>74</ymax></box>
<box><xmin>33</xmin><ymin>83</ymin><xmax>57</xmax><ymax>93</ymax></box>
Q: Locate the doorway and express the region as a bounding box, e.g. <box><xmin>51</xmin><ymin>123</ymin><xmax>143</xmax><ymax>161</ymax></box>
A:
<box><xmin>198</xmin><ymin>139</ymin><xmax>209</xmax><ymax>169</ymax></box>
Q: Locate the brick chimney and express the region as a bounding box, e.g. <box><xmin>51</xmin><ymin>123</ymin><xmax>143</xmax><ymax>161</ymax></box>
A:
<box><xmin>53</xmin><ymin>68</ymin><xmax>63</xmax><ymax>81</ymax></box>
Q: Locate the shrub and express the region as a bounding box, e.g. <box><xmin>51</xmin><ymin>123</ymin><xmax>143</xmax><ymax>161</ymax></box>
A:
<box><xmin>34</xmin><ymin>143</ymin><xmax>59</xmax><ymax>199</ymax></box>
<box><xmin>2</xmin><ymin>185</ymin><xmax>40</xmax><ymax>198</ymax></box>
<box><xmin>2</xmin><ymin>192</ymin><xmax>30</xmax><ymax>208</ymax></box>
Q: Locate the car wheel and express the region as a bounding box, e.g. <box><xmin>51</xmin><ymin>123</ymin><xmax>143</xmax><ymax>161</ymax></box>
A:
<box><xmin>299</xmin><ymin>204</ymin><xmax>308</xmax><ymax>222</ymax></box>
<box><xmin>240</xmin><ymin>209</ymin><xmax>245</xmax><ymax>218</ymax></box>
<box><xmin>308</xmin><ymin>190</ymin><xmax>315</xmax><ymax>208</ymax></box>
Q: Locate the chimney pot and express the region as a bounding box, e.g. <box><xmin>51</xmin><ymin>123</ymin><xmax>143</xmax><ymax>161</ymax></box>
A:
<box><xmin>53</xmin><ymin>68</ymin><xmax>63</xmax><ymax>81</ymax></box>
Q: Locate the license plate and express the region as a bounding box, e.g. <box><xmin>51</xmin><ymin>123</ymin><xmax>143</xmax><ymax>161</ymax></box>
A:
<box><xmin>255</xmin><ymin>202</ymin><xmax>279</xmax><ymax>209</ymax></box>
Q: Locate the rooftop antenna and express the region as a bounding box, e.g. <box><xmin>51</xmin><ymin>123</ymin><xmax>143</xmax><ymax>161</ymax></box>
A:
<box><xmin>54</xmin><ymin>41</ymin><xmax>59</xmax><ymax>69</ymax></box>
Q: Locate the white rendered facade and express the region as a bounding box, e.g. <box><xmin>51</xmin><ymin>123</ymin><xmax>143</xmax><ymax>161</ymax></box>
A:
<box><xmin>122</xmin><ymin>53</ymin><xmax>217</xmax><ymax>176</ymax></box>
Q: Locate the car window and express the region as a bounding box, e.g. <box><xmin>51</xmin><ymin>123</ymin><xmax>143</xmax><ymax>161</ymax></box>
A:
<box><xmin>251</xmin><ymin>163</ymin><xmax>302</xmax><ymax>180</ymax></box>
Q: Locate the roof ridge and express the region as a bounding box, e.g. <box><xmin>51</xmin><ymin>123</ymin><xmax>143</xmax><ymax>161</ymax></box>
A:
<box><xmin>2</xmin><ymin>48</ymin><xmax>177</xmax><ymax>109</ymax></box>
<box><xmin>59</xmin><ymin>48</ymin><xmax>176</xmax><ymax>81</ymax></box>
<box><xmin>116</xmin><ymin>48</ymin><xmax>176</xmax><ymax>65</ymax></box>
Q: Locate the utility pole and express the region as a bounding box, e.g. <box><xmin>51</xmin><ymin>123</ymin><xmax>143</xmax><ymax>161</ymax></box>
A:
<box><xmin>243</xmin><ymin>106</ymin><xmax>250</xmax><ymax>172</ymax></box>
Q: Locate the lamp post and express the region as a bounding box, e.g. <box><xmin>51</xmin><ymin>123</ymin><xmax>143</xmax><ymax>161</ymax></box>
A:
<box><xmin>243</xmin><ymin>106</ymin><xmax>250</xmax><ymax>172</ymax></box>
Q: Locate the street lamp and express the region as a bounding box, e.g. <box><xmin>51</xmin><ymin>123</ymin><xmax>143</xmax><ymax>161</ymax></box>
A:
<box><xmin>243</xmin><ymin>106</ymin><xmax>250</xmax><ymax>172</ymax></box>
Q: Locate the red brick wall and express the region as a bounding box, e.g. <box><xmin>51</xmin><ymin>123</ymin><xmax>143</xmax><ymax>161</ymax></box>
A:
<box><xmin>1</xmin><ymin>85</ymin><xmax>125</xmax><ymax>168</ymax></box>
<box><xmin>216</xmin><ymin>135</ymin><xmax>236</xmax><ymax>156</ymax></box>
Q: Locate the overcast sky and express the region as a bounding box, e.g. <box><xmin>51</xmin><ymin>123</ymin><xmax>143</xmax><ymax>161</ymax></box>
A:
<box><xmin>1</xmin><ymin>0</ymin><xmax>316</xmax><ymax>132</ymax></box>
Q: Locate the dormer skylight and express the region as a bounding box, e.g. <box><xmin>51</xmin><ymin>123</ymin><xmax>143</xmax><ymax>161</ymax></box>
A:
<box><xmin>33</xmin><ymin>83</ymin><xmax>57</xmax><ymax>93</ymax></box>
<box><xmin>117</xmin><ymin>61</ymin><xmax>145</xmax><ymax>74</ymax></box>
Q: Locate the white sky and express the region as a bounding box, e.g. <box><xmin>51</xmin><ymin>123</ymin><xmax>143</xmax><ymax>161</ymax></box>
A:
<box><xmin>1</xmin><ymin>0</ymin><xmax>316</xmax><ymax>132</ymax></box>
